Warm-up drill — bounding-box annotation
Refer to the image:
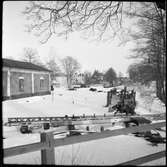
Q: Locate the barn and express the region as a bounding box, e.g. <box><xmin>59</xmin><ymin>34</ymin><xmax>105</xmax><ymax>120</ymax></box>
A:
<box><xmin>2</xmin><ymin>58</ymin><xmax>52</xmax><ymax>100</ymax></box>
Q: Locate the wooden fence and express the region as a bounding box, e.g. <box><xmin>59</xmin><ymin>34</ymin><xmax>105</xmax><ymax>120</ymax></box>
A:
<box><xmin>3</xmin><ymin>121</ymin><xmax>166</xmax><ymax>165</ymax></box>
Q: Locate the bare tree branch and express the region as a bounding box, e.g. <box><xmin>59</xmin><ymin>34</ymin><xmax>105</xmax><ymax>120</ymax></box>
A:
<box><xmin>23</xmin><ymin>1</ymin><xmax>124</xmax><ymax>43</ymax></box>
<box><xmin>61</xmin><ymin>56</ymin><xmax>81</xmax><ymax>88</ymax></box>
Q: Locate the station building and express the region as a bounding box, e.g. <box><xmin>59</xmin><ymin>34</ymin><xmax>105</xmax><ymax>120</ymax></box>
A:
<box><xmin>2</xmin><ymin>58</ymin><xmax>51</xmax><ymax>100</ymax></box>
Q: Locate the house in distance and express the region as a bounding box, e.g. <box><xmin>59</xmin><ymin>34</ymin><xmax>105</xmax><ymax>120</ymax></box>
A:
<box><xmin>2</xmin><ymin>58</ymin><xmax>52</xmax><ymax>100</ymax></box>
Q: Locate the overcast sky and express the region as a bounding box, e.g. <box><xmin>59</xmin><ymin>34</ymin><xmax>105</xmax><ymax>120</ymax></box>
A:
<box><xmin>3</xmin><ymin>1</ymin><xmax>136</xmax><ymax>76</ymax></box>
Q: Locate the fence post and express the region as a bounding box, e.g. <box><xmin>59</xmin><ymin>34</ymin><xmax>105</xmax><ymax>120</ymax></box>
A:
<box><xmin>105</xmin><ymin>91</ymin><xmax>110</xmax><ymax>107</ymax></box>
<box><xmin>40</xmin><ymin>132</ymin><xmax>55</xmax><ymax>165</ymax></box>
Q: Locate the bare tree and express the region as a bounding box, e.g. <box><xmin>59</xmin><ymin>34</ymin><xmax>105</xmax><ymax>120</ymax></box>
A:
<box><xmin>127</xmin><ymin>62</ymin><xmax>157</xmax><ymax>85</ymax></box>
<box><xmin>91</xmin><ymin>70</ymin><xmax>104</xmax><ymax>84</ymax></box>
<box><xmin>22</xmin><ymin>47</ymin><xmax>38</xmax><ymax>63</ymax></box>
<box><xmin>46</xmin><ymin>57</ymin><xmax>61</xmax><ymax>80</ymax></box>
<box><xmin>23</xmin><ymin>1</ymin><xmax>165</xmax><ymax>44</ymax></box>
<box><xmin>61</xmin><ymin>56</ymin><xmax>81</xmax><ymax>88</ymax></box>
<box><xmin>21</xmin><ymin>47</ymin><xmax>45</xmax><ymax>66</ymax></box>
<box><xmin>23</xmin><ymin>1</ymin><xmax>126</xmax><ymax>43</ymax></box>
<box><xmin>126</xmin><ymin>2</ymin><xmax>166</xmax><ymax>104</ymax></box>
<box><xmin>84</xmin><ymin>71</ymin><xmax>92</xmax><ymax>85</ymax></box>
<box><xmin>104</xmin><ymin>67</ymin><xmax>117</xmax><ymax>86</ymax></box>
<box><xmin>22</xmin><ymin>1</ymin><xmax>166</xmax><ymax>101</ymax></box>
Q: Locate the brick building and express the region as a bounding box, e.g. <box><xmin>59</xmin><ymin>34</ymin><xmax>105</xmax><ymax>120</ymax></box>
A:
<box><xmin>2</xmin><ymin>58</ymin><xmax>51</xmax><ymax>100</ymax></box>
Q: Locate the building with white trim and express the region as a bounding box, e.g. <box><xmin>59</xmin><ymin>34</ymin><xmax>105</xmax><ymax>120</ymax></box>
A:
<box><xmin>2</xmin><ymin>58</ymin><xmax>51</xmax><ymax>100</ymax></box>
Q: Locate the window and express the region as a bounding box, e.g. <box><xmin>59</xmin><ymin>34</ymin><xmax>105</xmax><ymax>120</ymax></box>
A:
<box><xmin>19</xmin><ymin>78</ymin><xmax>24</xmax><ymax>92</ymax></box>
<box><xmin>40</xmin><ymin>78</ymin><xmax>44</xmax><ymax>89</ymax></box>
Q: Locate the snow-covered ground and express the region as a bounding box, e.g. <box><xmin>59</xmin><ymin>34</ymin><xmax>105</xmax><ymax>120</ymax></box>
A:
<box><xmin>3</xmin><ymin>87</ymin><xmax>108</xmax><ymax>122</ymax></box>
<box><xmin>135</xmin><ymin>91</ymin><xmax>166</xmax><ymax>115</ymax></box>
<box><xmin>3</xmin><ymin>131</ymin><xmax>166</xmax><ymax>165</ymax></box>
<box><xmin>3</xmin><ymin>85</ymin><xmax>166</xmax><ymax>165</ymax></box>
<box><xmin>129</xmin><ymin>83</ymin><xmax>166</xmax><ymax>115</ymax></box>
<box><xmin>3</xmin><ymin>85</ymin><xmax>165</xmax><ymax>121</ymax></box>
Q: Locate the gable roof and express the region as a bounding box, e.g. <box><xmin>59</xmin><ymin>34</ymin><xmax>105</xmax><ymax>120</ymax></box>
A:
<box><xmin>3</xmin><ymin>58</ymin><xmax>51</xmax><ymax>72</ymax></box>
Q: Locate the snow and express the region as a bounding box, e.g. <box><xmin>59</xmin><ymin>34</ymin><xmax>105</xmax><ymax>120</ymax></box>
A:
<box><xmin>3</xmin><ymin>132</ymin><xmax>166</xmax><ymax>165</ymax></box>
<box><xmin>3</xmin><ymin>85</ymin><xmax>166</xmax><ymax>165</ymax></box>
<box><xmin>3</xmin><ymin>88</ymin><xmax>108</xmax><ymax>121</ymax></box>
<box><xmin>135</xmin><ymin>91</ymin><xmax>166</xmax><ymax>115</ymax></box>
<box><xmin>127</xmin><ymin>83</ymin><xmax>166</xmax><ymax>115</ymax></box>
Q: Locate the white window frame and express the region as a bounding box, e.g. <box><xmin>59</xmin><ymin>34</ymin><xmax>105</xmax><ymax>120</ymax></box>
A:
<box><xmin>40</xmin><ymin>77</ymin><xmax>44</xmax><ymax>89</ymax></box>
<box><xmin>19</xmin><ymin>77</ymin><xmax>24</xmax><ymax>92</ymax></box>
